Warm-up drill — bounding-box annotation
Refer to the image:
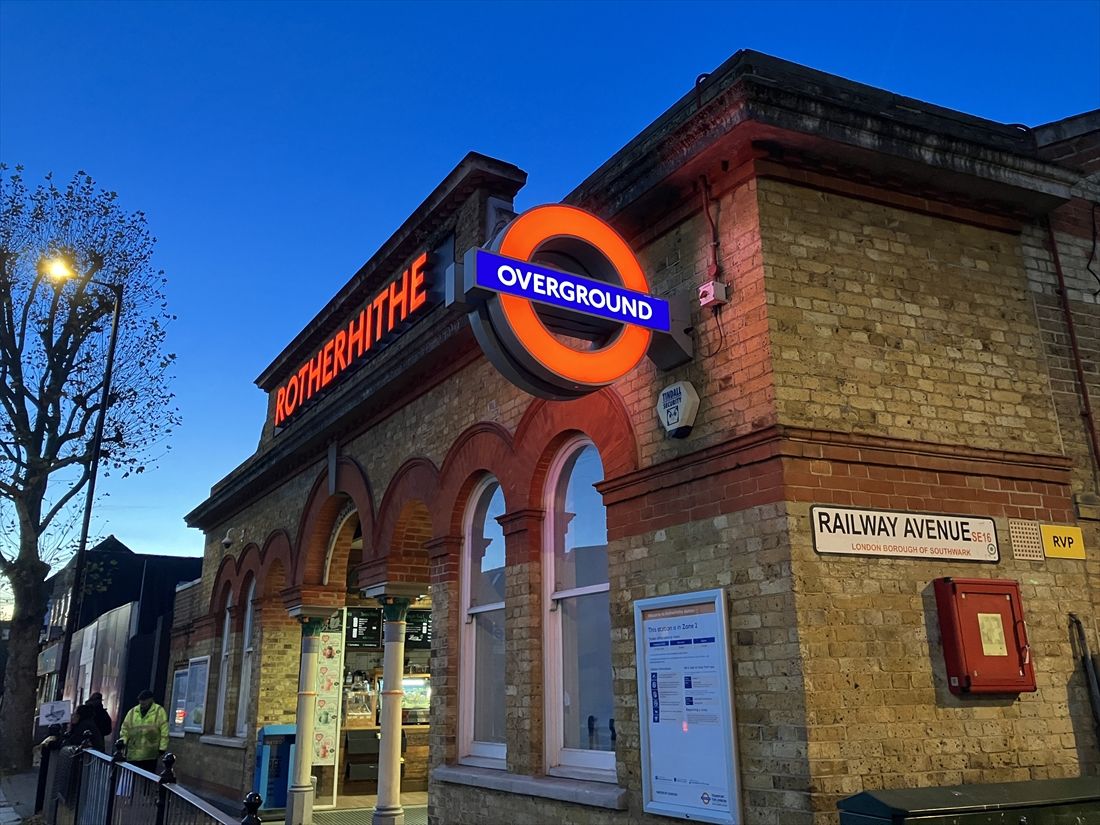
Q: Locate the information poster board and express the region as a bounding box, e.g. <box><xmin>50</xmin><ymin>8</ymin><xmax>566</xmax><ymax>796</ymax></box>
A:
<box><xmin>39</xmin><ymin>699</ymin><xmax>72</xmax><ymax>727</ymax></box>
<box><xmin>634</xmin><ymin>590</ymin><xmax>741</xmax><ymax>825</ymax></box>
<box><xmin>183</xmin><ymin>656</ymin><xmax>209</xmax><ymax>733</ymax></box>
<box><xmin>345</xmin><ymin>608</ymin><xmax>383</xmax><ymax>648</ymax></box>
<box><xmin>313</xmin><ymin>611</ymin><xmax>345</xmax><ymax>765</ymax></box>
<box><xmin>405</xmin><ymin>610</ymin><xmax>432</xmax><ymax>649</ymax></box>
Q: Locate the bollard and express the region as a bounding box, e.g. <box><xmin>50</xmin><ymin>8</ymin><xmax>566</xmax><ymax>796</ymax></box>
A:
<box><xmin>155</xmin><ymin>752</ymin><xmax>177</xmax><ymax>825</ymax></box>
<box><xmin>159</xmin><ymin>752</ymin><xmax>177</xmax><ymax>785</ymax></box>
<box><xmin>105</xmin><ymin>739</ymin><xmax>128</xmax><ymax>824</ymax></box>
<box><xmin>34</xmin><ymin>723</ymin><xmax>63</xmax><ymax>814</ymax></box>
<box><xmin>241</xmin><ymin>791</ymin><xmax>263</xmax><ymax>825</ymax></box>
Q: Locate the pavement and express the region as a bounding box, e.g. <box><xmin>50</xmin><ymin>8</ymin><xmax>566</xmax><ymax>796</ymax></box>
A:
<box><xmin>0</xmin><ymin>770</ymin><xmax>38</xmax><ymax>824</ymax></box>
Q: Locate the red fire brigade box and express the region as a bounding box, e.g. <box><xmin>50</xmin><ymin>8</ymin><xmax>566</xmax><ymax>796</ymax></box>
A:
<box><xmin>933</xmin><ymin>578</ymin><xmax>1036</xmax><ymax>695</ymax></box>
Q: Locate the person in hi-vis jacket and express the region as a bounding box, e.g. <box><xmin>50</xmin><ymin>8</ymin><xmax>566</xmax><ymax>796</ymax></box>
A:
<box><xmin>119</xmin><ymin>689</ymin><xmax>168</xmax><ymax>771</ymax></box>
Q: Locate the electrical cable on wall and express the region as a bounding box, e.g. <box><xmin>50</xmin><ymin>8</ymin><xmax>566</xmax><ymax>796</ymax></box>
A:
<box><xmin>696</xmin><ymin>174</ymin><xmax>727</xmax><ymax>359</ymax></box>
<box><xmin>1087</xmin><ymin>201</ymin><xmax>1099</xmax><ymax>295</ymax></box>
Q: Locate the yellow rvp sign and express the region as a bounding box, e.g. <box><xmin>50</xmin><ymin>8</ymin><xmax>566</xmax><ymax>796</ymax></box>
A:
<box><xmin>1040</xmin><ymin>524</ymin><xmax>1086</xmax><ymax>559</ymax></box>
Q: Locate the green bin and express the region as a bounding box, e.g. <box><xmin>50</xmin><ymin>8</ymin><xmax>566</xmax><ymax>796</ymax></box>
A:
<box><xmin>837</xmin><ymin>776</ymin><xmax>1100</xmax><ymax>824</ymax></box>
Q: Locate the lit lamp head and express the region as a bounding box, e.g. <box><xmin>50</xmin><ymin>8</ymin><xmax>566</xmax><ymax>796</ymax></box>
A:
<box><xmin>44</xmin><ymin>257</ymin><xmax>76</xmax><ymax>282</ymax></box>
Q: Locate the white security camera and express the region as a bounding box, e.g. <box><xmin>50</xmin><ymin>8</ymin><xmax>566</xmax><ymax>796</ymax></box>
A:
<box><xmin>220</xmin><ymin>528</ymin><xmax>237</xmax><ymax>550</ymax></box>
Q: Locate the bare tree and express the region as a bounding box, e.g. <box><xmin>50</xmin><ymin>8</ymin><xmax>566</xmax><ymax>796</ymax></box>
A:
<box><xmin>0</xmin><ymin>167</ymin><xmax>178</xmax><ymax>769</ymax></box>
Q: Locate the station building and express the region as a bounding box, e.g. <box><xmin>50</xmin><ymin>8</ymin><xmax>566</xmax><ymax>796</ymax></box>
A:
<box><xmin>169</xmin><ymin>51</ymin><xmax>1100</xmax><ymax>825</ymax></box>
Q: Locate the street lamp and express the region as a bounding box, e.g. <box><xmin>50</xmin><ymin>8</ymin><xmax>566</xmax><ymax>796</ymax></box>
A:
<box><xmin>45</xmin><ymin>257</ymin><xmax>125</xmax><ymax>704</ymax></box>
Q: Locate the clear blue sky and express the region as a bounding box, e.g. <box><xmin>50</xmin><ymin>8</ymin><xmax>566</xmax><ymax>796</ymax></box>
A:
<box><xmin>1</xmin><ymin>0</ymin><xmax>1098</xmax><ymax>565</ymax></box>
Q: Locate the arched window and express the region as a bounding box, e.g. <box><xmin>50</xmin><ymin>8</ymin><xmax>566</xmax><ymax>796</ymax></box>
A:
<box><xmin>235</xmin><ymin>579</ymin><xmax>256</xmax><ymax>738</ymax></box>
<box><xmin>459</xmin><ymin>477</ymin><xmax>507</xmax><ymax>765</ymax></box>
<box><xmin>544</xmin><ymin>439</ymin><xmax>615</xmax><ymax>778</ymax></box>
<box><xmin>214</xmin><ymin>593</ymin><xmax>233</xmax><ymax>735</ymax></box>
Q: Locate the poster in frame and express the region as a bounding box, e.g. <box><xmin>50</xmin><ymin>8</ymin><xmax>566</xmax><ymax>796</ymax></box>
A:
<box><xmin>633</xmin><ymin>588</ymin><xmax>741</xmax><ymax>824</ymax></box>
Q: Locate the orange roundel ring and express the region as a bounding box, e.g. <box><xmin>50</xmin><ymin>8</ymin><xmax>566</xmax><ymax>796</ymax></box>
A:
<box><xmin>497</xmin><ymin>204</ymin><xmax>652</xmax><ymax>386</ymax></box>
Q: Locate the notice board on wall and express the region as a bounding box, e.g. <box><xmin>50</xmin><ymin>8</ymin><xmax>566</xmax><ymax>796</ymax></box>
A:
<box><xmin>313</xmin><ymin>611</ymin><xmax>345</xmax><ymax>766</ymax></box>
<box><xmin>345</xmin><ymin>608</ymin><xmax>383</xmax><ymax>648</ymax></box>
<box><xmin>634</xmin><ymin>589</ymin><xmax>741</xmax><ymax>825</ymax></box>
<box><xmin>405</xmin><ymin>610</ymin><xmax>432</xmax><ymax>649</ymax></box>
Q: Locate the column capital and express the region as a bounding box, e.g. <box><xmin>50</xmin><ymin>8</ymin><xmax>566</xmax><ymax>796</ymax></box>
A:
<box><xmin>280</xmin><ymin>584</ymin><xmax>345</xmax><ymax>615</ymax></box>
<box><xmin>378</xmin><ymin>595</ymin><xmax>412</xmax><ymax>623</ymax></box>
<box><xmin>424</xmin><ymin>534</ymin><xmax>463</xmax><ymax>559</ymax></box>
<box><xmin>497</xmin><ymin>508</ymin><xmax>545</xmax><ymax>537</ymax></box>
<box><xmin>361</xmin><ymin>581</ymin><xmax>426</xmax><ymax>602</ymax></box>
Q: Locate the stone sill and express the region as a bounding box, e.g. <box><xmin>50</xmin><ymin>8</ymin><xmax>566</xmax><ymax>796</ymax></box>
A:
<box><xmin>199</xmin><ymin>734</ymin><xmax>247</xmax><ymax>749</ymax></box>
<box><xmin>432</xmin><ymin>764</ymin><xmax>627</xmax><ymax>810</ymax></box>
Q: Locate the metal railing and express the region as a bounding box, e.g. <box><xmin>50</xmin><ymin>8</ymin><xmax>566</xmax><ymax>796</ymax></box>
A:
<box><xmin>43</xmin><ymin>735</ymin><xmax>263</xmax><ymax>825</ymax></box>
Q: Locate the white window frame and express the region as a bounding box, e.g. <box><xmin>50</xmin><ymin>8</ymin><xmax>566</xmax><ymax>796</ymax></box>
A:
<box><xmin>543</xmin><ymin>436</ymin><xmax>616</xmax><ymax>780</ymax></box>
<box><xmin>458</xmin><ymin>476</ymin><xmax>507</xmax><ymax>768</ymax></box>
<box><xmin>214</xmin><ymin>594</ymin><xmax>233</xmax><ymax>735</ymax></box>
<box><xmin>234</xmin><ymin>580</ymin><xmax>256</xmax><ymax>738</ymax></box>
<box><xmin>169</xmin><ymin>667</ymin><xmax>189</xmax><ymax>737</ymax></box>
<box><xmin>182</xmin><ymin>656</ymin><xmax>210</xmax><ymax>733</ymax></box>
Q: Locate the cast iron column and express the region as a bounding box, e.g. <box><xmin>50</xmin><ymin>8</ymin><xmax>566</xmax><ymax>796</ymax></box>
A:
<box><xmin>373</xmin><ymin>596</ymin><xmax>410</xmax><ymax>825</ymax></box>
<box><xmin>286</xmin><ymin>616</ymin><xmax>323</xmax><ymax>825</ymax></box>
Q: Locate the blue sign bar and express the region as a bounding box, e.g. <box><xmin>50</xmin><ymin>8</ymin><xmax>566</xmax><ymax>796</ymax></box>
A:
<box><xmin>473</xmin><ymin>248</ymin><xmax>672</xmax><ymax>333</ymax></box>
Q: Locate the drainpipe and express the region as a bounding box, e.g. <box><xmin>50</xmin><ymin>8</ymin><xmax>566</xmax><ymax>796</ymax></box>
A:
<box><xmin>1045</xmin><ymin>216</ymin><xmax>1100</xmax><ymax>486</ymax></box>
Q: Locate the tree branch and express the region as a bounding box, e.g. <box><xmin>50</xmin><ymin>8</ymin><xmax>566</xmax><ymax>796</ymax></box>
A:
<box><xmin>39</xmin><ymin>466</ymin><xmax>90</xmax><ymax>535</ymax></box>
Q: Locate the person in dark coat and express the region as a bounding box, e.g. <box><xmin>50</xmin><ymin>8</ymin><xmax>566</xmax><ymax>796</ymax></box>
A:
<box><xmin>66</xmin><ymin>704</ymin><xmax>106</xmax><ymax>752</ymax></box>
<box><xmin>86</xmin><ymin>692</ymin><xmax>113</xmax><ymax>739</ymax></box>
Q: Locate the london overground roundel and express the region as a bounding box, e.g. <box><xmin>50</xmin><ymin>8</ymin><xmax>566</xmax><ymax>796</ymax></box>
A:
<box><xmin>453</xmin><ymin>204</ymin><xmax>688</xmax><ymax>399</ymax></box>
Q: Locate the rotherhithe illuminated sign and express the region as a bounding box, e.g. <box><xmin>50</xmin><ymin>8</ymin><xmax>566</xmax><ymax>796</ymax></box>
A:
<box><xmin>273</xmin><ymin>251</ymin><xmax>431</xmax><ymax>427</ymax></box>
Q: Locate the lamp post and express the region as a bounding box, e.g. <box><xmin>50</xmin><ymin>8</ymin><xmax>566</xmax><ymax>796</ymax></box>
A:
<box><xmin>47</xmin><ymin>259</ymin><xmax>124</xmax><ymax>703</ymax></box>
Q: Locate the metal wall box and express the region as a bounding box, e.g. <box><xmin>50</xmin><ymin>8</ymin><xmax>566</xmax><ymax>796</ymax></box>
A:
<box><xmin>837</xmin><ymin>776</ymin><xmax>1100</xmax><ymax>824</ymax></box>
<box><xmin>933</xmin><ymin>578</ymin><xmax>1037</xmax><ymax>695</ymax></box>
<box><xmin>253</xmin><ymin>723</ymin><xmax>296</xmax><ymax>810</ymax></box>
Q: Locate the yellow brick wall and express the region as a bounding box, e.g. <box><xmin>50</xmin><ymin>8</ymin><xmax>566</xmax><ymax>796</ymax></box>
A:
<box><xmin>758</xmin><ymin>179</ymin><xmax>1063</xmax><ymax>453</ymax></box>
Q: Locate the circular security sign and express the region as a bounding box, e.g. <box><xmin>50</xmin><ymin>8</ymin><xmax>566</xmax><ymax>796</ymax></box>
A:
<box><xmin>454</xmin><ymin>204</ymin><xmax>679</xmax><ymax>399</ymax></box>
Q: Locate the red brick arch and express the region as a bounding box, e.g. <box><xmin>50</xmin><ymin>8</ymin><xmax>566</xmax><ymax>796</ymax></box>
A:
<box><xmin>235</xmin><ymin>544</ymin><xmax>262</xmax><ymax>592</ymax></box>
<box><xmin>438</xmin><ymin>421</ymin><xmax>520</xmax><ymax>537</ymax></box>
<box><xmin>514</xmin><ymin>387</ymin><xmax>639</xmax><ymax>507</ymax></box>
<box><xmin>372</xmin><ymin>458</ymin><xmax>443</xmax><ymax>557</ymax></box>
<box><xmin>294</xmin><ymin>456</ymin><xmax>376</xmax><ymax>588</ymax></box>
<box><xmin>210</xmin><ymin>566</ymin><xmax>237</xmax><ymax>615</ymax></box>
<box><xmin>207</xmin><ymin>527</ymin><xmax>296</xmax><ymax>619</ymax></box>
<box><xmin>357</xmin><ymin>458</ymin><xmax>440</xmax><ymax>590</ymax></box>
<box><xmin>259</xmin><ymin>530</ymin><xmax>292</xmax><ymax>596</ymax></box>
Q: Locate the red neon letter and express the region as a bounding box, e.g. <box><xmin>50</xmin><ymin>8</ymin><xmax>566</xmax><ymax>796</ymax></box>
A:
<box><xmin>347</xmin><ymin>309</ymin><xmax>366</xmax><ymax>361</ymax></box>
<box><xmin>363</xmin><ymin>303</ymin><xmax>375</xmax><ymax>355</ymax></box>
<box><xmin>322</xmin><ymin>338</ymin><xmax>336</xmax><ymax>386</ymax></box>
<box><xmin>307</xmin><ymin>350</ymin><xmax>324</xmax><ymax>397</ymax></box>
<box><xmin>275</xmin><ymin>386</ymin><xmax>287</xmax><ymax>426</ymax></box>
<box><xmin>333</xmin><ymin>330</ymin><xmax>348</xmax><ymax>375</ymax></box>
<box><xmin>389</xmin><ymin>267</ymin><xmax>410</xmax><ymax>329</ymax></box>
<box><xmin>285</xmin><ymin>375</ymin><xmax>300</xmax><ymax>417</ymax></box>
<box><xmin>372</xmin><ymin>290</ymin><xmax>388</xmax><ymax>340</ymax></box>
<box><xmin>296</xmin><ymin>362</ymin><xmax>311</xmax><ymax>401</ymax></box>
<box><xmin>409</xmin><ymin>252</ymin><xmax>428</xmax><ymax>313</ymax></box>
